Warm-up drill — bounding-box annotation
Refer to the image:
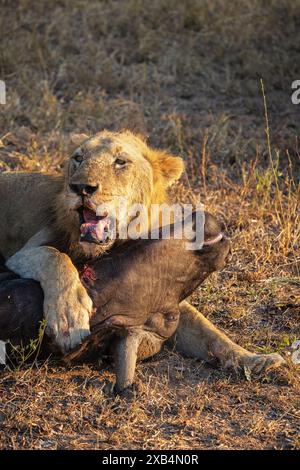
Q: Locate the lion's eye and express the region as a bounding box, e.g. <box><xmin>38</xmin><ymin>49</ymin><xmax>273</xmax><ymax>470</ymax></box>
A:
<box><xmin>73</xmin><ymin>153</ymin><xmax>83</xmax><ymax>163</ymax></box>
<box><xmin>115</xmin><ymin>158</ymin><xmax>127</xmax><ymax>169</ymax></box>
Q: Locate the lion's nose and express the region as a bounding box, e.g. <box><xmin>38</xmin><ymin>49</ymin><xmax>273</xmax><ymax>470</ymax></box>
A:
<box><xmin>69</xmin><ymin>184</ymin><xmax>99</xmax><ymax>196</ymax></box>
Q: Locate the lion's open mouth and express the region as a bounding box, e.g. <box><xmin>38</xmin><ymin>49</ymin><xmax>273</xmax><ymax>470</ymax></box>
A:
<box><xmin>77</xmin><ymin>207</ymin><xmax>112</xmax><ymax>245</ymax></box>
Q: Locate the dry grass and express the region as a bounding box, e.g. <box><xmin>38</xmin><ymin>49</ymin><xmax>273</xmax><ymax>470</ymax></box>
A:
<box><xmin>0</xmin><ymin>0</ymin><xmax>299</xmax><ymax>450</ymax></box>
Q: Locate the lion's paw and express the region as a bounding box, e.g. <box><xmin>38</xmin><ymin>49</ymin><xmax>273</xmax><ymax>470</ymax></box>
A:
<box><xmin>225</xmin><ymin>353</ymin><xmax>285</xmax><ymax>375</ymax></box>
<box><xmin>243</xmin><ymin>352</ymin><xmax>285</xmax><ymax>374</ymax></box>
<box><xmin>44</xmin><ymin>280</ymin><xmax>92</xmax><ymax>352</ymax></box>
<box><xmin>224</xmin><ymin>352</ymin><xmax>285</xmax><ymax>376</ymax></box>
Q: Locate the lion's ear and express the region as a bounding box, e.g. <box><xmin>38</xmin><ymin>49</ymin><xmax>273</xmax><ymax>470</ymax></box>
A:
<box><xmin>157</xmin><ymin>152</ymin><xmax>185</xmax><ymax>187</ymax></box>
<box><xmin>70</xmin><ymin>133</ymin><xmax>89</xmax><ymax>146</ymax></box>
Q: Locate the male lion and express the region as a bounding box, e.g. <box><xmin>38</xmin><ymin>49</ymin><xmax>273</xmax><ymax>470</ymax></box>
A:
<box><xmin>0</xmin><ymin>130</ymin><xmax>284</xmax><ymax>373</ymax></box>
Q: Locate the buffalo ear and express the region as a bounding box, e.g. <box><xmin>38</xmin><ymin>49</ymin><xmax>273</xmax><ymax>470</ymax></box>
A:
<box><xmin>157</xmin><ymin>152</ymin><xmax>185</xmax><ymax>187</ymax></box>
<box><xmin>70</xmin><ymin>133</ymin><xmax>89</xmax><ymax>146</ymax></box>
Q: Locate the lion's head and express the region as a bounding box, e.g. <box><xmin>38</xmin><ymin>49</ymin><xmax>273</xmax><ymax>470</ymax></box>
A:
<box><xmin>55</xmin><ymin>130</ymin><xmax>184</xmax><ymax>260</ymax></box>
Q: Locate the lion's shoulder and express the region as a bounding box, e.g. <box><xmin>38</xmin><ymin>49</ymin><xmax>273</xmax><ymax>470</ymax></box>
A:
<box><xmin>0</xmin><ymin>172</ymin><xmax>65</xmax><ymax>257</ymax></box>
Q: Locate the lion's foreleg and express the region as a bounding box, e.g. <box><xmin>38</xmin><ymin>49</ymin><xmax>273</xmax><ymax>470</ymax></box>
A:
<box><xmin>6</xmin><ymin>246</ymin><xmax>92</xmax><ymax>352</ymax></box>
<box><xmin>176</xmin><ymin>300</ymin><xmax>284</xmax><ymax>374</ymax></box>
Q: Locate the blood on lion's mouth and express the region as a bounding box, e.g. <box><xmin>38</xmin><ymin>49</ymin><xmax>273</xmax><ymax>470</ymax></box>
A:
<box><xmin>77</xmin><ymin>207</ymin><xmax>112</xmax><ymax>245</ymax></box>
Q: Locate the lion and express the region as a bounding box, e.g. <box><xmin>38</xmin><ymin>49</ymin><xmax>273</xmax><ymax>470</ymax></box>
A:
<box><xmin>0</xmin><ymin>130</ymin><xmax>284</xmax><ymax>374</ymax></box>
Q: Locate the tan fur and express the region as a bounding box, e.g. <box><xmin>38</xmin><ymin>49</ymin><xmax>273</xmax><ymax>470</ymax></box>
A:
<box><xmin>0</xmin><ymin>130</ymin><xmax>285</xmax><ymax>371</ymax></box>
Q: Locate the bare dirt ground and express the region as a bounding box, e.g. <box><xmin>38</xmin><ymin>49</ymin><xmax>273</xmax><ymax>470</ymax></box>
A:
<box><xmin>0</xmin><ymin>0</ymin><xmax>299</xmax><ymax>450</ymax></box>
